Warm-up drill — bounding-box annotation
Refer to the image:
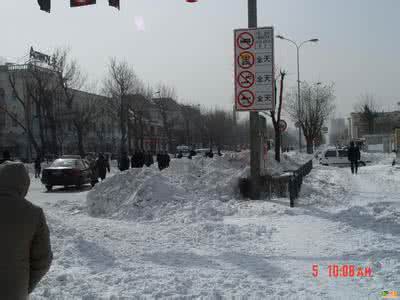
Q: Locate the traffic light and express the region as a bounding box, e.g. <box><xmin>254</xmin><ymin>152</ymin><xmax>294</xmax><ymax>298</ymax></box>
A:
<box><xmin>70</xmin><ymin>0</ymin><xmax>96</xmax><ymax>8</ymax></box>
<box><xmin>38</xmin><ymin>0</ymin><xmax>50</xmax><ymax>13</ymax></box>
<box><xmin>109</xmin><ymin>0</ymin><xmax>120</xmax><ymax>10</ymax></box>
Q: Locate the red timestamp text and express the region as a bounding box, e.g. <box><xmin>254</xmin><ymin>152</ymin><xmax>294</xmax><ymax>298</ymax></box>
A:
<box><xmin>312</xmin><ymin>264</ymin><xmax>373</xmax><ymax>278</ymax></box>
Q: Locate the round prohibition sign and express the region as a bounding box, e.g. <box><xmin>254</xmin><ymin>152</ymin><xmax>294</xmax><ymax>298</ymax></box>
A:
<box><xmin>237</xmin><ymin>71</ymin><xmax>255</xmax><ymax>88</ymax></box>
<box><xmin>237</xmin><ymin>51</ymin><xmax>255</xmax><ymax>69</ymax></box>
<box><xmin>237</xmin><ymin>90</ymin><xmax>255</xmax><ymax>108</ymax></box>
<box><xmin>237</xmin><ymin>31</ymin><xmax>254</xmax><ymax>50</ymax></box>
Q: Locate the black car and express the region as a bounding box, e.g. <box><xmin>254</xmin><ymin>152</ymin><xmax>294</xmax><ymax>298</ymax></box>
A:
<box><xmin>41</xmin><ymin>158</ymin><xmax>92</xmax><ymax>191</ymax></box>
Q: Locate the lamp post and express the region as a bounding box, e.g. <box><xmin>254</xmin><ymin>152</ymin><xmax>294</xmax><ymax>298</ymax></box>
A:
<box><xmin>276</xmin><ymin>35</ymin><xmax>319</xmax><ymax>152</ymax></box>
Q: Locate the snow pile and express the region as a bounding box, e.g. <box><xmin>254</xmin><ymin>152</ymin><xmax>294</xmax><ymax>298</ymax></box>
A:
<box><xmin>262</xmin><ymin>151</ymin><xmax>313</xmax><ymax>175</ymax></box>
<box><xmin>87</xmin><ymin>153</ymin><xmax>249</xmax><ymax>223</ymax></box>
<box><xmin>299</xmin><ymin>165</ymin><xmax>352</xmax><ymax>207</ymax></box>
<box><xmin>361</xmin><ymin>151</ymin><xmax>396</xmax><ymax>165</ymax></box>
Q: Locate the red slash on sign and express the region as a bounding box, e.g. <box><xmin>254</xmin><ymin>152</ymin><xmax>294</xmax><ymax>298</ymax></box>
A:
<box><xmin>237</xmin><ymin>71</ymin><xmax>255</xmax><ymax>88</ymax></box>
<box><xmin>237</xmin><ymin>90</ymin><xmax>255</xmax><ymax>108</ymax></box>
<box><xmin>237</xmin><ymin>32</ymin><xmax>254</xmax><ymax>50</ymax></box>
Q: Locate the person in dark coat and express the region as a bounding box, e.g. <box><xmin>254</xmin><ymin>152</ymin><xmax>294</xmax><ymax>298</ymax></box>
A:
<box><xmin>118</xmin><ymin>152</ymin><xmax>130</xmax><ymax>171</ymax></box>
<box><xmin>164</xmin><ymin>151</ymin><xmax>171</xmax><ymax>168</ymax></box>
<box><xmin>88</xmin><ymin>156</ymin><xmax>99</xmax><ymax>186</ymax></box>
<box><xmin>144</xmin><ymin>151</ymin><xmax>154</xmax><ymax>167</ymax></box>
<box><xmin>0</xmin><ymin>150</ymin><xmax>11</xmax><ymax>164</ymax></box>
<box><xmin>0</xmin><ymin>162</ymin><xmax>53</xmax><ymax>298</ymax></box>
<box><xmin>96</xmin><ymin>153</ymin><xmax>110</xmax><ymax>181</ymax></box>
<box><xmin>131</xmin><ymin>151</ymin><xmax>138</xmax><ymax>168</ymax></box>
<box><xmin>34</xmin><ymin>156</ymin><xmax>42</xmax><ymax>178</ymax></box>
<box><xmin>158</xmin><ymin>151</ymin><xmax>169</xmax><ymax>170</ymax></box>
<box><xmin>105</xmin><ymin>154</ymin><xmax>111</xmax><ymax>173</ymax></box>
<box><xmin>348</xmin><ymin>141</ymin><xmax>361</xmax><ymax>174</ymax></box>
<box><xmin>217</xmin><ymin>147</ymin><xmax>223</xmax><ymax>156</ymax></box>
<box><xmin>156</xmin><ymin>152</ymin><xmax>164</xmax><ymax>171</ymax></box>
<box><xmin>137</xmin><ymin>151</ymin><xmax>145</xmax><ymax>168</ymax></box>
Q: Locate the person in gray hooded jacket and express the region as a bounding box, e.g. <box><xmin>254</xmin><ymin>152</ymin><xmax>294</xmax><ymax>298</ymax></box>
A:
<box><xmin>0</xmin><ymin>161</ymin><xmax>53</xmax><ymax>299</ymax></box>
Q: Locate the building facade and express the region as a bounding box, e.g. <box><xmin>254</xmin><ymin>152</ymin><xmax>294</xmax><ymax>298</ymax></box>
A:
<box><xmin>0</xmin><ymin>63</ymin><xmax>118</xmax><ymax>160</ymax></box>
<box><xmin>349</xmin><ymin>111</ymin><xmax>400</xmax><ymax>152</ymax></box>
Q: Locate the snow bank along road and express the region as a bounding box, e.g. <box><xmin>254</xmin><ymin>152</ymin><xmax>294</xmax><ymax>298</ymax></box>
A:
<box><xmin>28</xmin><ymin>155</ymin><xmax>400</xmax><ymax>299</ymax></box>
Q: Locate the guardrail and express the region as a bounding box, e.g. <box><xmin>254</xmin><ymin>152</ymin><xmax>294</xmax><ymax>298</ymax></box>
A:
<box><xmin>288</xmin><ymin>160</ymin><xmax>313</xmax><ymax>207</ymax></box>
<box><xmin>239</xmin><ymin>159</ymin><xmax>313</xmax><ymax>207</ymax></box>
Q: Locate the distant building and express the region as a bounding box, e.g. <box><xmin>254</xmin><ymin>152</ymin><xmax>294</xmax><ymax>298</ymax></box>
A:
<box><xmin>349</xmin><ymin>111</ymin><xmax>400</xmax><ymax>152</ymax></box>
<box><xmin>329</xmin><ymin>118</ymin><xmax>347</xmax><ymax>145</ymax></box>
<box><xmin>0</xmin><ymin>63</ymin><xmax>117</xmax><ymax>159</ymax></box>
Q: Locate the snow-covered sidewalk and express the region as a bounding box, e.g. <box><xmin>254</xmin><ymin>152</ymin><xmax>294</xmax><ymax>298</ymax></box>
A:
<box><xmin>28</xmin><ymin>155</ymin><xmax>400</xmax><ymax>299</ymax></box>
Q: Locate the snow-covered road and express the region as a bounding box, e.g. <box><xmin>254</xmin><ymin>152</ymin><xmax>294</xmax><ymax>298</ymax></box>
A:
<box><xmin>28</xmin><ymin>159</ymin><xmax>400</xmax><ymax>299</ymax></box>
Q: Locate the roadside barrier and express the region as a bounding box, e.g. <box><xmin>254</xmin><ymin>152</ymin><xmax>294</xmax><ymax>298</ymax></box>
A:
<box><xmin>239</xmin><ymin>159</ymin><xmax>313</xmax><ymax>207</ymax></box>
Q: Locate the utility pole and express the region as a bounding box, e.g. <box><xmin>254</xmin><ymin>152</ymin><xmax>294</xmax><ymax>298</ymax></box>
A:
<box><xmin>297</xmin><ymin>47</ymin><xmax>302</xmax><ymax>152</ymax></box>
<box><xmin>248</xmin><ymin>0</ymin><xmax>261</xmax><ymax>199</ymax></box>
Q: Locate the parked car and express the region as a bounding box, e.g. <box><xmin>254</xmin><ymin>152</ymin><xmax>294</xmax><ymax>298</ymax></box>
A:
<box><xmin>175</xmin><ymin>145</ymin><xmax>191</xmax><ymax>158</ymax></box>
<box><xmin>60</xmin><ymin>154</ymin><xmax>81</xmax><ymax>159</ymax></box>
<box><xmin>319</xmin><ymin>148</ymin><xmax>366</xmax><ymax>167</ymax></box>
<box><xmin>41</xmin><ymin>158</ymin><xmax>93</xmax><ymax>191</ymax></box>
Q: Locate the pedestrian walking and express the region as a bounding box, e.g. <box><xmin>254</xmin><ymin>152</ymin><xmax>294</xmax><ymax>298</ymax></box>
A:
<box><xmin>118</xmin><ymin>152</ymin><xmax>130</xmax><ymax>171</ymax></box>
<box><xmin>88</xmin><ymin>155</ymin><xmax>99</xmax><ymax>186</ymax></box>
<box><xmin>348</xmin><ymin>141</ymin><xmax>361</xmax><ymax>175</ymax></box>
<box><xmin>96</xmin><ymin>153</ymin><xmax>110</xmax><ymax>181</ymax></box>
<box><xmin>144</xmin><ymin>151</ymin><xmax>154</xmax><ymax>167</ymax></box>
<box><xmin>131</xmin><ymin>151</ymin><xmax>144</xmax><ymax>168</ymax></box>
<box><xmin>0</xmin><ymin>161</ymin><xmax>53</xmax><ymax>298</ymax></box>
<box><xmin>164</xmin><ymin>151</ymin><xmax>170</xmax><ymax>168</ymax></box>
<box><xmin>34</xmin><ymin>156</ymin><xmax>42</xmax><ymax>178</ymax></box>
<box><xmin>131</xmin><ymin>151</ymin><xmax>138</xmax><ymax>168</ymax></box>
<box><xmin>157</xmin><ymin>152</ymin><xmax>161</xmax><ymax>169</ymax></box>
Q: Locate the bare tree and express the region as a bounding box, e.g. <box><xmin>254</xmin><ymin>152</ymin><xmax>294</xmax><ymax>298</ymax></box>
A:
<box><xmin>267</xmin><ymin>70</ymin><xmax>286</xmax><ymax>162</ymax></box>
<box><xmin>202</xmin><ymin>108</ymin><xmax>234</xmax><ymax>149</ymax></box>
<box><xmin>0</xmin><ymin>74</ymin><xmax>41</xmax><ymax>156</ymax></box>
<box><xmin>71</xmin><ymin>93</ymin><xmax>101</xmax><ymax>156</ymax></box>
<box><xmin>153</xmin><ymin>83</ymin><xmax>180</xmax><ymax>152</ymax></box>
<box><xmin>103</xmin><ymin>58</ymin><xmax>138</xmax><ymax>156</ymax></box>
<box><xmin>354</xmin><ymin>93</ymin><xmax>379</xmax><ymax>134</ymax></box>
<box><xmin>287</xmin><ymin>82</ymin><xmax>335</xmax><ymax>153</ymax></box>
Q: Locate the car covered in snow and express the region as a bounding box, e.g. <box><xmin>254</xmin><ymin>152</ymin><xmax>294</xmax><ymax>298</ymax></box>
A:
<box><xmin>319</xmin><ymin>148</ymin><xmax>367</xmax><ymax>167</ymax></box>
<box><xmin>41</xmin><ymin>158</ymin><xmax>93</xmax><ymax>191</ymax></box>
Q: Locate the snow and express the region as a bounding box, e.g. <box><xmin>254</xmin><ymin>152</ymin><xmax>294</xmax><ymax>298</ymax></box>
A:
<box><xmin>262</xmin><ymin>151</ymin><xmax>313</xmax><ymax>175</ymax></box>
<box><xmin>25</xmin><ymin>152</ymin><xmax>400</xmax><ymax>299</ymax></box>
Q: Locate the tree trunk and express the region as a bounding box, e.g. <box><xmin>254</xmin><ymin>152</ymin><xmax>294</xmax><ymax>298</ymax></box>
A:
<box><xmin>76</xmin><ymin>127</ymin><xmax>85</xmax><ymax>157</ymax></box>
<box><xmin>275</xmin><ymin>130</ymin><xmax>281</xmax><ymax>162</ymax></box>
<box><xmin>120</xmin><ymin>98</ymin><xmax>127</xmax><ymax>155</ymax></box>
<box><xmin>306</xmin><ymin>136</ymin><xmax>314</xmax><ymax>154</ymax></box>
<box><xmin>50</xmin><ymin>121</ymin><xmax>58</xmax><ymax>155</ymax></box>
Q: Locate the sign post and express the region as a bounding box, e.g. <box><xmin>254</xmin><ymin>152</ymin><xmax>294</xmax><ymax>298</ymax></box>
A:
<box><xmin>247</xmin><ymin>0</ymin><xmax>260</xmax><ymax>199</ymax></box>
<box><xmin>238</xmin><ymin>0</ymin><xmax>274</xmax><ymax>199</ymax></box>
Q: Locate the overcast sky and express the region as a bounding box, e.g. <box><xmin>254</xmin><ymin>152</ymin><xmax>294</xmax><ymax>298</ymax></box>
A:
<box><xmin>1</xmin><ymin>0</ymin><xmax>400</xmax><ymax>118</ymax></box>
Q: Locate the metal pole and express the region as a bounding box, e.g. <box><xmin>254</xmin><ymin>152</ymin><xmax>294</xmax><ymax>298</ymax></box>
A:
<box><xmin>248</xmin><ymin>0</ymin><xmax>260</xmax><ymax>199</ymax></box>
<box><xmin>296</xmin><ymin>45</ymin><xmax>302</xmax><ymax>152</ymax></box>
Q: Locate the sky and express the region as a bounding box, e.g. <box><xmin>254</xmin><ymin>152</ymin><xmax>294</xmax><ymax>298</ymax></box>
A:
<box><xmin>1</xmin><ymin>0</ymin><xmax>400</xmax><ymax>120</ymax></box>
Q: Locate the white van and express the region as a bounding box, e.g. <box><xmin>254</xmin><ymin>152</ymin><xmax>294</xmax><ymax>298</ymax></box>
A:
<box><xmin>319</xmin><ymin>148</ymin><xmax>366</xmax><ymax>167</ymax></box>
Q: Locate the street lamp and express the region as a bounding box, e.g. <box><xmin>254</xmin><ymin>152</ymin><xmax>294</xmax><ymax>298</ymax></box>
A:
<box><xmin>276</xmin><ymin>35</ymin><xmax>319</xmax><ymax>152</ymax></box>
